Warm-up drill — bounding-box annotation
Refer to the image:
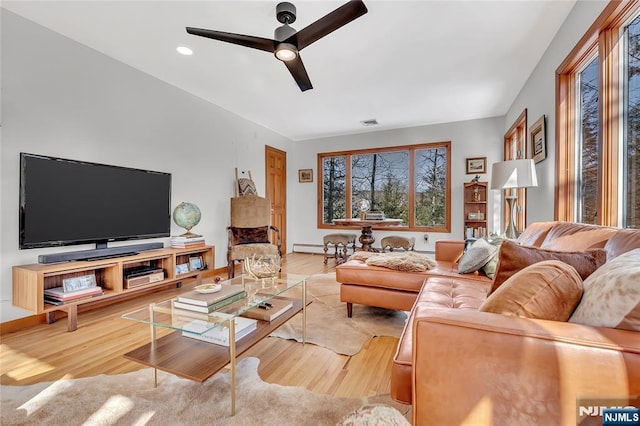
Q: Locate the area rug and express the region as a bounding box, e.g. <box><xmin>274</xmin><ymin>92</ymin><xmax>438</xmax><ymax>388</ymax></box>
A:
<box><xmin>270</xmin><ymin>273</ymin><xmax>408</xmax><ymax>356</ymax></box>
<box><xmin>1</xmin><ymin>357</ymin><xmax>408</xmax><ymax>426</ymax></box>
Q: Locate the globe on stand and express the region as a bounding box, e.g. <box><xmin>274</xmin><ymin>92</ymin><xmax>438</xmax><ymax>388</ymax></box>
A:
<box><xmin>173</xmin><ymin>202</ymin><xmax>202</xmax><ymax>237</ymax></box>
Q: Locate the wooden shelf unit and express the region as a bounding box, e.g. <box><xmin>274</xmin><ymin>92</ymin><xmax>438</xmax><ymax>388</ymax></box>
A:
<box><xmin>12</xmin><ymin>245</ymin><xmax>214</xmax><ymax>331</ymax></box>
<box><xmin>463</xmin><ymin>182</ymin><xmax>488</xmax><ymax>239</ymax></box>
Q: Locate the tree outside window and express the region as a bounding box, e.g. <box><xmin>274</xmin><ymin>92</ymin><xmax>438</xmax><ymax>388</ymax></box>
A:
<box><xmin>318</xmin><ymin>142</ymin><xmax>450</xmax><ymax>232</ymax></box>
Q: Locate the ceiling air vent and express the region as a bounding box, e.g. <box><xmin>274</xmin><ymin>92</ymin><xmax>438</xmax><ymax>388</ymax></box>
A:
<box><xmin>360</xmin><ymin>119</ymin><xmax>378</xmax><ymax>127</ymax></box>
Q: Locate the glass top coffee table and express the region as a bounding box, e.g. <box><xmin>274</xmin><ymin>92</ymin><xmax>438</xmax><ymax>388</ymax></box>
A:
<box><xmin>122</xmin><ymin>273</ymin><xmax>308</xmax><ymax>416</ymax></box>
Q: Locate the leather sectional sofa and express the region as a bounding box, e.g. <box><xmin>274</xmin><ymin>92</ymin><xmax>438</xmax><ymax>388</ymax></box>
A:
<box><xmin>335</xmin><ymin>221</ymin><xmax>640</xmax><ymax>425</ymax></box>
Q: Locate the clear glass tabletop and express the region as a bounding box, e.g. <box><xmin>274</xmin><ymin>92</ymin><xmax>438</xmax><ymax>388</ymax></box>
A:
<box><xmin>122</xmin><ymin>273</ymin><xmax>307</xmax><ymax>335</ymax></box>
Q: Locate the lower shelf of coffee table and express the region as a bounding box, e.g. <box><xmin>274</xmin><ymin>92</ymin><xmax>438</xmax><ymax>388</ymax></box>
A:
<box><xmin>123</xmin><ymin>298</ymin><xmax>303</xmax><ymax>383</ymax></box>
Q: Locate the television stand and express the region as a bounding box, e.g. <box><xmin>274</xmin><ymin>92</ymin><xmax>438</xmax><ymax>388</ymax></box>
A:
<box><xmin>12</xmin><ymin>246</ymin><xmax>215</xmax><ymax>331</ymax></box>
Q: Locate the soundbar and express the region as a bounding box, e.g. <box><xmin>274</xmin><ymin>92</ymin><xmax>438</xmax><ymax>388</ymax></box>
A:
<box><xmin>38</xmin><ymin>242</ymin><xmax>164</xmax><ymax>264</ymax></box>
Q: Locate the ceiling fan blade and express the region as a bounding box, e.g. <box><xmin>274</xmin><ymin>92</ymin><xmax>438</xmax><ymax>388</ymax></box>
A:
<box><xmin>283</xmin><ymin>56</ymin><xmax>313</xmax><ymax>92</ymax></box>
<box><xmin>287</xmin><ymin>0</ymin><xmax>368</xmax><ymax>50</ymax></box>
<box><xmin>186</xmin><ymin>27</ymin><xmax>276</xmax><ymax>53</ymax></box>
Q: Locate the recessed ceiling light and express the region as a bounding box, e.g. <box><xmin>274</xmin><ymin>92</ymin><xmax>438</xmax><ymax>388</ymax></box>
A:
<box><xmin>177</xmin><ymin>46</ymin><xmax>193</xmax><ymax>56</ymax></box>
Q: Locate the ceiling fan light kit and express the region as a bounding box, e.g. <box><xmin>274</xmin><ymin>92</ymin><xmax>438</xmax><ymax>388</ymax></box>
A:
<box><xmin>186</xmin><ymin>0</ymin><xmax>368</xmax><ymax>91</ymax></box>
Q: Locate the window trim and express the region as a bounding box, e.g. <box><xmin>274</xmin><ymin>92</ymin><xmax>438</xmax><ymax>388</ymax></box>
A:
<box><xmin>555</xmin><ymin>0</ymin><xmax>639</xmax><ymax>226</ymax></box>
<box><xmin>317</xmin><ymin>141</ymin><xmax>452</xmax><ymax>232</ymax></box>
<box><xmin>503</xmin><ymin>109</ymin><xmax>528</xmax><ymax>233</ymax></box>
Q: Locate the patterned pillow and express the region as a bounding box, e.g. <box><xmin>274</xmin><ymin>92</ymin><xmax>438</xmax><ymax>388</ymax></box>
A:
<box><xmin>231</xmin><ymin>226</ymin><xmax>270</xmax><ymax>245</ymax></box>
<box><xmin>569</xmin><ymin>249</ymin><xmax>640</xmax><ymax>331</ymax></box>
<box><xmin>479</xmin><ymin>260</ymin><xmax>583</xmax><ymax>321</ymax></box>
<box><xmin>490</xmin><ymin>240</ymin><xmax>606</xmax><ymax>294</ymax></box>
<box><xmin>458</xmin><ymin>239</ymin><xmax>497</xmax><ymax>274</ymax></box>
<box><xmin>482</xmin><ymin>237</ymin><xmax>505</xmax><ymax>279</ymax></box>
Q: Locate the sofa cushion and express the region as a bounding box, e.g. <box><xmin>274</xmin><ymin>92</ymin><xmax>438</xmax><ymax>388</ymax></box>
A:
<box><xmin>390</xmin><ymin>276</ymin><xmax>491</xmax><ymax>404</ymax></box>
<box><xmin>540</xmin><ymin>222</ymin><xmax>616</xmax><ymax>251</ymax></box>
<box><xmin>458</xmin><ymin>238</ymin><xmax>497</xmax><ymax>274</ymax></box>
<box><xmin>569</xmin><ymin>249</ymin><xmax>640</xmax><ymax>331</ymax></box>
<box><xmin>604</xmin><ymin>228</ymin><xmax>640</xmax><ymax>260</ymax></box>
<box><xmin>490</xmin><ymin>241</ymin><xmax>606</xmax><ymax>294</ymax></box>
<box><xmin>516</xmin><ymin>221</ymin><xmax>556</xmax><ymax>247</ymax></box>
<box><xmin>479</xmin><ymin>260</ymin><xmax>583</xmax><ymax>321</ymax></box>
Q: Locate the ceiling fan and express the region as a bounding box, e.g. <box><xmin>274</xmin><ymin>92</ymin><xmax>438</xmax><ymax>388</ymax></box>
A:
<box><xmin>186</xmin><ymin>1</ymin><xmax>368</xmax><ymax>92</ymax></box>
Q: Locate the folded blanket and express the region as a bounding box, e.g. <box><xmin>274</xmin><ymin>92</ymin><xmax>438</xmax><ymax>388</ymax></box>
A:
<box><xmin>348</xmin><ymin>251</ymin><xmax>437</xmax><ymax>272</ymax></box>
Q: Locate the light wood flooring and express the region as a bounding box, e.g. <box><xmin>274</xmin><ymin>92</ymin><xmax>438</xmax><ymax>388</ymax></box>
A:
<box><xmin>1</xmin><ymin>253</ymin><xmax>402</xmax><ymax>402</ymax></box>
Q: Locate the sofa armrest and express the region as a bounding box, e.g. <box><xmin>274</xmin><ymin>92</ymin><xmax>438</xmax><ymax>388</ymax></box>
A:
<box><xmin>434</xmin><ymin>240</ymin><xmax>465</xmax><ymax>262</ymax></box>
<box><xmin>411</xmin><ymin>308</ymin><xmax>640</xmax><ymax>426</ymax></box>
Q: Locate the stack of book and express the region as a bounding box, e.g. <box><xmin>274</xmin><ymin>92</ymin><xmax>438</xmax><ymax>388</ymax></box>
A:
<box><xmin>44</xmin><ymin>286</ymin><xmax>104</xmax><ymax>305</ymax></box>
<box><xmin>170</xmin><ymin>236</ymin><xmax>206</xmax><ymax>249</ymax></box>
<box><xmin>173</xmin><ymin>285</ymin><xmax>246</xmax><ymax>313</ymax></box>
<box><xmin>181</xmin><ymin>314</ymin><xmax>257</xmax><ymax>346</ymax></box>
<box><xmin>241</xmin><ymin>298</ymin><xmax>293</xmax><ymax>322</ymax></box>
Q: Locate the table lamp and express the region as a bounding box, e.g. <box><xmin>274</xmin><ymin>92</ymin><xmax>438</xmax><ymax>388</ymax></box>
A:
<box><xmin>490</xmin><ymin>159</ymin><xmax>538</xmax><ymax>239</ymax></box>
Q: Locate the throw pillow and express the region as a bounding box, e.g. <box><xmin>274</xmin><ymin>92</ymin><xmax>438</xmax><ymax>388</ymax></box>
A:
<box><xmin>482</xmin><ymin>237</ymin><xmax>505</xmax><ymax>279</ymax></box>
<box><xmin>364</xmin><ymin>252</ymin><xmax>437</xmax><ymax>272</ymax></box>
<box><xmin>231</xmin><ymin>226</ymin><xmax>270</xmax><ymax>245</ymax></box>
<box><xmin>458</xmin><ymin>238</ymin><xmax>497</xmax><ymax>274</ymax></box>
<box><xmin>490</xmin><ymin>240</ymin><xmax>606</xmax><ymax>294</ymax></box>
<box><xmin>569</xmin><ymin>248</ymin><xmax>640</xmax><ymax>331</ymax></box>
<box><xmin>479</xmin><ymin>260</ymin><xmax>583</xmax><ymax>321</ymax></box>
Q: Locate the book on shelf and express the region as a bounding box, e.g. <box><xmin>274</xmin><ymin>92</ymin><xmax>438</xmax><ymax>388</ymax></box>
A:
<box><xmin>177</xmin><ymin>285</ymin><xmax>244</xmax><ymax>306</ymax></box>
<box><xmin>241</xmin><ymin>298</ymin><xmax>293</xmax><ymax>322</ymax></box>
<box><xmin>171</xmin><ymin>235</ymin><xmax>205</xmax><ymax>242</ymax></box>
<box><xmin>44</xmin><ymin>286</ymin><xmax>103</xmax><ymax>301</ymax></box>
<box><xmin>173</xmin><ymin>290</ymin><xmax>247</xmax><ymax>313</ymax></box>
<box><xmin>44</xmin><ymin>291</ymin><xmax>105</xmax><ymax>305</ymax></box>
<box><xmin>171</xmin><ymin>242</ymin><xmax>206</xmax><ymax>249</ymax></box>
<box><xmin>181</xmin><ymin>315</ymin><xmax>257</xmax><ymax>346</ymax></box>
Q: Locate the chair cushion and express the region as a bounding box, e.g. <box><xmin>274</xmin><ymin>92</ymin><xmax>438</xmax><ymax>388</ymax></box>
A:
<box><xmin>479</xmin><ymin>260</ymin><xmax>583</xmax><ymax>321</ymax></box>
<box><xmin>232</xmin><ymin>226</ymin><xmax>270</xmax><ymax>245</ymax></box>
<box><xmin>490</xmin><ymin>240</ymin><xmax>606</xmax><ymax>294</ymax></box>
<box><xmin>569</xmin><ymin>248</ymin><xmax>640</xmax><ymax>331</ymax></box>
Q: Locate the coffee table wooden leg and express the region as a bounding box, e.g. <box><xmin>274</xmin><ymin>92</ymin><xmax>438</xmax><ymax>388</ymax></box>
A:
<box><xmin>302</xmin><ymin>279</ymin><xmax>306</xmax><ymax>345</ymax></box>
<box><xmin>229</xmin><ymin>319</ymin><xmax>236</xmax><ymax>416</ymax></box>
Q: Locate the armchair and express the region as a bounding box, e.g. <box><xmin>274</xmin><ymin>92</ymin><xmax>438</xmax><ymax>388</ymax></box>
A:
<box><xmin>227</xmin><ymin>195</ymin><xmax>282</xmax><ymax>278</ymax></box>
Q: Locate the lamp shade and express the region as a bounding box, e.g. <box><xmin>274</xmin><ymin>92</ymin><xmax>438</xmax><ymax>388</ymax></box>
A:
<box><xmin>490</xmin><ymin>159</ymin><xmax>538</xmax><ymax>190</ymax></box>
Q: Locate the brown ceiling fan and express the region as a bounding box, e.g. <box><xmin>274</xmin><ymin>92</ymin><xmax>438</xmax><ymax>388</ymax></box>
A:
<box><xmin>186</xmin><ymin>1</ymin><xmax>368</xmax><ymax>92</ymax></box>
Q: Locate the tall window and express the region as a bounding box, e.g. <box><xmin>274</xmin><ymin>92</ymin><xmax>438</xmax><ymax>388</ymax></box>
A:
<box><xmin>577</xmin><ymin>57</ymin><xmax>599</xmax><ymax>224</ymax></box>
<box><xmin>556</xmin><ymin>1</ymin><xmax>639</xmax><ymax>228</ymax></box>
<box><xmin>318</xmin><ymin>142</ymin><xmax>451</xmax><ymax>232</ymax></box>
<box><xmin>624</xmin><ymin>13</ymin><xmax>640</xmax><ymax>228</ymax></box>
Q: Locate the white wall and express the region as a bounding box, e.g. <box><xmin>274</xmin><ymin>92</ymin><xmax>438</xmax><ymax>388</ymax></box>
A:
<box><xmin>0</xmin><ymin>11</ymin><xmax>292</xmax><ymax>322</ymax></box>
<box><xmin>288</xmin><ymin>117</ymin><xmax>505</xmax><ymax>253</ymax></box>
<box><xmin>503</xmin><ymin>0</ymin><xmax>608</xmax><ymax>224</ymax></box>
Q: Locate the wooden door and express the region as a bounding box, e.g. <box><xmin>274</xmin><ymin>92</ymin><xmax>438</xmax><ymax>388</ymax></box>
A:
<box><xmin>265</xmin><ymin>146</ymin><xmax>287</xmax><ymax>254</ymax></box>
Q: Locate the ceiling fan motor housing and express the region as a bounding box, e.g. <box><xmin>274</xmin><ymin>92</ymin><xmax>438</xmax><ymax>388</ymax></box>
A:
<box><xmin>276</xmin><ymin>2</ymin><xmax>297</xmax><ymax>24</ymax></box>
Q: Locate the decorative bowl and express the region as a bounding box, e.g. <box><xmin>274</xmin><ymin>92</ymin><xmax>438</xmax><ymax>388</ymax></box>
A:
<box><xmin>243</xmin><ymin>254</ymin><xmax>280</xmax><ymax>280</ymax></box>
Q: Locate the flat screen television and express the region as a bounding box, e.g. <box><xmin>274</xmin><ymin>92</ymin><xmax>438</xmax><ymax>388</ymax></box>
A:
<box><xmin>19</xmin><ymin>153</ymin><xmax>172</xmax><ymax>250</ymax></box>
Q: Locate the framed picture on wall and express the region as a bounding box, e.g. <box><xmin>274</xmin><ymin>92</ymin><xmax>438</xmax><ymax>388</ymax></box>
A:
<box><xmin>530</xmin><ymin>115</ymin><xmax>546</xmax><ymax>163</ymax></box>
<box><xmin>298</xmin><ymin>169</ymin><xmax>313</xmax><ymax>183</ymax></box>
<box><xmin>465</xmin><ymin>157</ymin><xmax>487</xmax><ymax>174</ymax></box>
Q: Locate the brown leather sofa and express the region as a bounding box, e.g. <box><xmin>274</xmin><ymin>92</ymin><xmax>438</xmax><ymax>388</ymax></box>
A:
<box><xmin>335</xmin><ymin>222</ymin><xmax>640</xmax><ymax>425</ymax></box>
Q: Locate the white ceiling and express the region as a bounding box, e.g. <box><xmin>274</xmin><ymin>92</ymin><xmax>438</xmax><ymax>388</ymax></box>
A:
<box><xmin>2</xmin><ymin>1</ymin><xmax>576</xmax><ymax>141</ymax></box>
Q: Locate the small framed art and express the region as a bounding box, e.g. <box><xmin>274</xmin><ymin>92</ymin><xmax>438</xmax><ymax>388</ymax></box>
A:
<box><xmin>466</xmin><ymin>157</ymin><xmax>487</xmax><ymax>174</ymax></box>
<box><xmin>530</xmin><ymin>115</ymin><xmax>546</xmax><ymax>163</ymax></box>
<box><xmin>298</xmin><ymin>169</ymin><xmax>313</xmax><ymax>183</ymax></box>
<box><xmin>189</xmin><ymin>256</ymin><xmax>203</xmax><ymax>270</ymax></box>
<box><xmin>176</xmin><ymin>263</ymin><xmax>189</xmax><ymax>275</ymax></box>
